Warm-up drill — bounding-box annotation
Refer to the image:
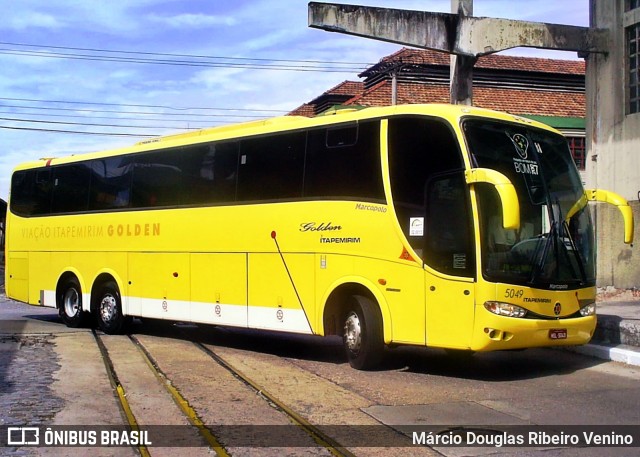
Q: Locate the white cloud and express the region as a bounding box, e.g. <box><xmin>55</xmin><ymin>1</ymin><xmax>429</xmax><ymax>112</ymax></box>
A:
<box><xmin>240</xmin><ymin>28</ymin><xmax>304</xmax><ymax>53</ymax></box>
<box><xmin>148</xmin><ymin>13</ymin><xmax>237</xmax><ymax>28</ymax></box>
<box><xmin>5</xmin><ymin>12</ymin><xmax>64</xmax><ymax>31</ymax></box>
<box><xmin>189</xmin><ymin>67</ymin><xmax>251</xmax><ymax>92</ymax></box>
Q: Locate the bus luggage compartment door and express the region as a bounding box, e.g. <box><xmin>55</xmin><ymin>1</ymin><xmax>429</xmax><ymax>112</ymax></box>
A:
<box><xmin>6</xmin><ymin>252</ymin><xmax>29</xmax><ymax>303</ymax></box>
<box><xmin>247</xmin><ymin>253</ymin><xmax>314</xmax><ymax>334</ymax></box>
<box><xmin>128</xmin><ymin>252</ymin><xmax>190</xmax><ymax>321</ymax></box>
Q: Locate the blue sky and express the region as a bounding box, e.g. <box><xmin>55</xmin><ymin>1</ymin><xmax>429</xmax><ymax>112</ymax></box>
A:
<box><xmin>0</xmin><ymin>0</ymin><xmax>588</xmax><ymax>200</ymax></box>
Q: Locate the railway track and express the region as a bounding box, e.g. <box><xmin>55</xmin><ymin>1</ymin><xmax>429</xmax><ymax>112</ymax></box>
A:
<box><xmin>91</xmin><ymin>327</ymin><xmax>361</xmax><ymax>456</ymax></box>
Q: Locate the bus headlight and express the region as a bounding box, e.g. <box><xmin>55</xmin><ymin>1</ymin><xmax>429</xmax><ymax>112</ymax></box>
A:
<box><xmin>579</xmin><ymin>302</ymin><xmax>596</xmax><ymax>317</ymax></box>
<box><xmin>484</xmin><ymin>301</ymin><xmax>527</xmax><ymax>318</ymax></box>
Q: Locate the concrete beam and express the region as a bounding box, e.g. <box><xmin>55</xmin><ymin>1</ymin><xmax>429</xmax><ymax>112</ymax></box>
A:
<box><xmin>450</xmin><ymin>0</ymin><xmax>475</xmax><ymax>105</ymax></box>
<box><xmin>308</xmin><ymin>2</ymin><xmax>608</xmax><ymax>57</ymax></box>
<box><xmin>461</xmin><ymin>16</ymin><xmax>607</xmax><ymax>56</ymax></box>
<box><xmin>309</xmin><ymin>3</ymin><xmax>456</xmax><ymax>53</ymax></box>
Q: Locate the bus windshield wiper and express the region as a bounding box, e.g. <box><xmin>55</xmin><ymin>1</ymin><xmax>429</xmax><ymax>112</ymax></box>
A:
<box><xmin>529</xmin><ymin>220</ymin><xmax>557</xmax><ymax>284</ymax></box>
<box><xmin>561</xmin><ymin>220</ymin><xmax>587</xmax><ymax>283</ymax></box>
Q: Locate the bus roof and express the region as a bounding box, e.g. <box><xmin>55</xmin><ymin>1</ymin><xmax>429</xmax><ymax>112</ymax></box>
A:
<box><xmin>12</xmin><ymin>103</ymin><xmax>558</xmax><ymax>171</ymax></box>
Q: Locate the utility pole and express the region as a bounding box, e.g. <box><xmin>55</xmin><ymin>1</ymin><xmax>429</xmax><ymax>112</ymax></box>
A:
<box><xmin>308</xmin><ymin>1</ymin><xmax>607</xmax><ymax>105</ymax></box>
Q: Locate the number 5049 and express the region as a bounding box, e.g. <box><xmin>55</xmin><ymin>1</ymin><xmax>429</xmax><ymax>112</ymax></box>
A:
<box><xmin>505</xmin><ymin>288</ymin><xmax>524</xmax><ymax>299</ymax></box>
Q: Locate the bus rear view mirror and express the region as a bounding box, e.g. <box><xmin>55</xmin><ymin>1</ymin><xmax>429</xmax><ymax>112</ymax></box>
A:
<box><xmin>565</xmin><ymin>189</ymin><xmax>634</xmax><ymax>244</ymax></box>
<box><xmin>465</xmin><ymin>168</ymin><xmax>520</xmax><ymax>231</ymax></box>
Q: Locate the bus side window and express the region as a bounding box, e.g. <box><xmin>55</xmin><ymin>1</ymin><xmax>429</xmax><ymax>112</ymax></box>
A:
<box><xmin>10</xmin><ymin>168</ymin><xmax>51</xmax><ymax>216</ymax></box>
<box><xmin>425</xmin><ymin>173</ymin><xmax>475</xmax><ymax>277</ymax></box>
<box><xmin>130</xmin><ymin>149</ymin><xmax>186</xmax><ymax>208</ymax></box>
<box><xmin>89</xmin><ymin>158</ymin><xmax>132</xmax><ymax>210</ymax></box>
<box><xmin>51</xmin><ymin>163</ymin><xmax>91</xmax><ymax>213</ymax></box>
<box><xmin>326</xmin><ymin>124</ymin><xmax>358</xmax><ymax>148</ymax></box>
<box><xmin>236</xmin><ymin>131</ymin><xmax>305</xmax><ymax>202</ymax></box>
<box><xmin>187</xmin><ymin>142</ymin><xmax>238</xmax><ymax>204</ymax></box>
<box><xmin>10</xmin><ymin>170</ymin><xmax>39</xmax><ymax>216</ymax></box>
<box><xmin>304</xmin><ymin>121</ymin><xmax>384</xmax><ymax>201</ymax></box>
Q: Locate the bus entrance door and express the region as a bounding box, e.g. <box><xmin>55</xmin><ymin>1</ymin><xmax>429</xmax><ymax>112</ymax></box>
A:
<box><xmin>424</xmin><ymin>270</ymin><xmax>475</xmax><ymax>350</ymax></box>
<box><xmin>422</xmin><ymin>172</ymin><xmax>476</xmax><ymax>350</ymax></box>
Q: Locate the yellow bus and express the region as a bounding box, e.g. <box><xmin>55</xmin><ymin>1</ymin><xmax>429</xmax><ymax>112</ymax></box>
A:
<box><xmin>4</xmin><ymin>104</ymin><xmax>634</xmax><ymax>369</ymax></box>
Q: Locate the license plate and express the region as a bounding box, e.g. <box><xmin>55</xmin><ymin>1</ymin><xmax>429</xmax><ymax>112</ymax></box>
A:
<box><xmin>549</xmin><ymin>329</ymin><xmax>567</xmax><ymax>340</ymax></box>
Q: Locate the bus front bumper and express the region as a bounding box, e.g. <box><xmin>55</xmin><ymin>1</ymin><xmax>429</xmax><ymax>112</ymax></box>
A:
<box><xmin>470</xmin><ymin>312</ymin><xmax>597</xmax><ymax>352</ymax></box>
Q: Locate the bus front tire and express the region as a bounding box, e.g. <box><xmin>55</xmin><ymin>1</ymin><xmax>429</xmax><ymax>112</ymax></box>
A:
<box><xmin>343</xmin><ymin>295</ymin><xmax>384</xmax><ymax>370</ymax></box>
<box><xmin>95</xmin><ymin>281</ymin><xmax>129</xmax><ymax>334</ymax></box>
<box><xmin>58</xmin><ymin>278</ymin><xmax>86</xmax><ymax>328</ymax></box>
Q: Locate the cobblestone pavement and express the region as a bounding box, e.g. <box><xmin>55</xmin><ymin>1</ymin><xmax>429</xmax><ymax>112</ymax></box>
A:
<box><xmin>0</xmin><ymin>333</ymin><xmax>64</xmax><ymax>456</ymax></box>
<box><xmin>0</xmin><ymin>267</ymin><xmax>64</xmax><ymax>456</ymax></box>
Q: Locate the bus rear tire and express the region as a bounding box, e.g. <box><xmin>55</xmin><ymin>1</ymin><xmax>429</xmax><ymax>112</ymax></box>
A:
<box><xmin>95</xmin><ymin>281</ymin><xmax>129</xmax><ymax>334</ymax></box>
<box><xmin>58</xmin><ymin>278</ymin><xmax>86</xmax><ymax>328</ymax></box>
<box><xmin>343</xmin><ymin>295</ymin><xmax>384</xmax><ymax>370</ymax></box>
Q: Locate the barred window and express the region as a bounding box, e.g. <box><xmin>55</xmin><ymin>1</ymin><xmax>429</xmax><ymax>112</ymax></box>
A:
<box><xmin>567</xmin><ymin>137</ymin><xmax>586</xmax><ymax>170</ymax></box>
<box><xmin>628</xmin><ymin>0</ymin><xmax>640</xmax><ymax>11</ymax></box>
<box><xmin>628</xmin><ymin>23</ymin><xmax>640</xmax><ymax>114</ymax></box>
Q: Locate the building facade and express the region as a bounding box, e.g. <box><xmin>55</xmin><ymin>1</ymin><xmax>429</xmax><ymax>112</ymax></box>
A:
<box><xmin>587</xmin><ymin>0</ymin><xmax>640</xmax><ymax>288</ymax></box>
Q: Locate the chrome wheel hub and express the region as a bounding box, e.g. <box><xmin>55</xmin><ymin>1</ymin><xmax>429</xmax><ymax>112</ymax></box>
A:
<box><xmin>99</xmin><ymin>294</ymin><xmax>117</xmax><ymax>322</ymax></box>
<box><xmin>344</xmin><ymin>311</ymin><xmax>362</xmax><ymax>353</ymax></box>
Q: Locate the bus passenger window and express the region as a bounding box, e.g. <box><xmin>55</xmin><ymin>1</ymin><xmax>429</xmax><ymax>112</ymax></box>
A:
<box><xmin>89</xmin><ymin>157</ymin><xmax>132</xmax><ymax>210</ymax></box>
<box><xmin>326</xmin><ymin>125</ymin><xmax>358</xmax><ymax>148</ymax></box>
<box><xmin>51</xmin><ymin>163</ymin><xmax>91</xmax><ymax>213</ymax></box>
<box><xmin>304</xmin><ymin>121</ymin><xmax>384</xmax><ymax>201</ymax></box>
<box><xmin>179</xmin><ymin>142</ymin><xmax>238</xmax><ymax>205</ymax></box>
<box><xmin>236</xmin><ymin>132</ymin><xmax>305</xmax><ymax>202</ymax></box>
<box><xmin>131</xmin><ymin>149</ymin><xmax>186</xmax><ymax>207</ymax></box>
<box><xmin>10</xmin><ymin>169</ymin><xmax>52</xmax><ymax>216</ymax></box>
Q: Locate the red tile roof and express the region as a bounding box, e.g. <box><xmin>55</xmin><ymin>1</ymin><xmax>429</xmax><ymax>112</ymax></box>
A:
<box><xmin>472</xmin><ymin>86</ymin><xmax>585</xmax><ymax>117</ymax></box>
<box><xmin>363</xmin><ymin>48</ymin><xmax>585</xmax><ymax>75</ymax></box>
<box><xmin>289</xmin><ymin>48</ymin><xmax>585</xmax><ymax>118</ymax></box>
<box><xmin>344</xmin><ymin>80</ymin><xmax>585</xmax><ymax>117</ymax></box>
<box><xmin>324</xmin><ymin>80</ymin><xmax>364</xmax><ymax>95</ymax></box>
<box><xmin>289</xmin><ymin>81</ymin><xmax>364</xmax><ymax>115</ymax></box>
<box><xmin>289</xmin><ymin>103</ymin><xmax>316</xmax><ymax>117</ymax></box>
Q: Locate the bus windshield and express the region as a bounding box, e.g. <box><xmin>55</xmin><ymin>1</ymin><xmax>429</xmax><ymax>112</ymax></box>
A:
<box><xmin>463</xmin><ymin>119</ymin><xmax>596</xmax><ymax>289</ymax></box>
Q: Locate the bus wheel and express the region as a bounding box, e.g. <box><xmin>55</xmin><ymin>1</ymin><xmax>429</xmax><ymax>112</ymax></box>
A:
<box><xmin>95</xmin><ymin>282</ymin><xmax>128</xmax><ymax>334</ymax></box>
<box><xmin>343</xmin><ymin>295</ymin><xmax>384</xmax><ymax>370</ymax></box>
<box><xmin>59</xmin><ymin>278</ymin><xmax>86</xmax><ymax>328</ymax></box>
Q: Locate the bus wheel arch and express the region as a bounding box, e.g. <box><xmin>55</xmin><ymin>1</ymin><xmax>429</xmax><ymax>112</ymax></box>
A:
<box><xmin>323</xmin><ymin>284</ymin><xmax>385</xmax><ymax>370</ymax></box>
<box><xmin>56</xmin><ymin>272</ymin><xmax>87</xmax><ymax>328</ymax></box>
<box><xmin>92</xmin><ymin>274</ymin><xmax>130</xmax><ymax>334</ymax></box>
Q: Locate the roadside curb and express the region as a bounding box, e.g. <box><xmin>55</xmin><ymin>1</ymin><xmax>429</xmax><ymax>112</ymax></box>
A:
<box><xmin>593</xmin><ymin>313</ymin><xmax>640</xmax><ymax>347</ymax></box>
<box><xmin>561</xmin><ymin>342</ymin><xmax>640</xmax><ymax>367</ymax></box>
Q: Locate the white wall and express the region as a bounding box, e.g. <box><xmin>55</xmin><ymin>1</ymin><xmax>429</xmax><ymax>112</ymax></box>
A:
<box><xmin>587</xmin><ymin>0</ymin><xmax>640</xmax><ymax>288</ymax></box>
